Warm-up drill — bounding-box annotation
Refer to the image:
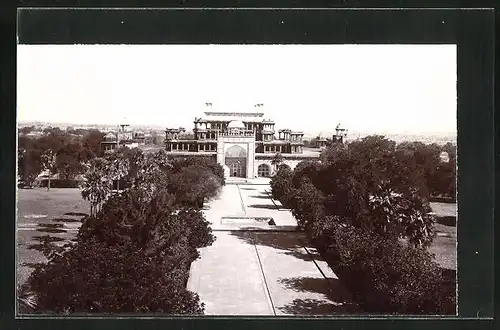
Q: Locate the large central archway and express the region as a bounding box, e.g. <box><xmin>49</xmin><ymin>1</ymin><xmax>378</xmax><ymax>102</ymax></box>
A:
<box><xmin>225</xmin><ymin>145</ymin><xmax>247</xmax><ymax>178</ymax></box>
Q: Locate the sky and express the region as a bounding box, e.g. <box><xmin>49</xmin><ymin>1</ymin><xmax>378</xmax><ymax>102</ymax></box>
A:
<box><xmin>17</xmin><ymin>44</ymin><xmax>456</xmax><ymax>137</ymax></box>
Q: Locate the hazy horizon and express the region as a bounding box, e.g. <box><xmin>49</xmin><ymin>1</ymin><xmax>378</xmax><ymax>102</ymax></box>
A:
<box><xmin>17</xmin><ymin>119</ymin><xmax>457</xmax><ymax>137</ymax></box>
<box><xmin>17</xmin><ymin>44</ymin><xmax>457</xmax><ymax>137</ymax></box>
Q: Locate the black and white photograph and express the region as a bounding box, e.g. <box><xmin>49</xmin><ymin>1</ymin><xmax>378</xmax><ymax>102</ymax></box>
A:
<box><xmin>15</xmin><ymin>11</ymin><xmax>462</xmax><ymax>317</ymax></box>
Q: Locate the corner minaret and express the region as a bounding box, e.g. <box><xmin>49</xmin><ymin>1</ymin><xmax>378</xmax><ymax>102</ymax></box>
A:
<box><xmin>333</xmin><ymin>123</ymin><xmax>348</xmax><ymax>143</ymax></box>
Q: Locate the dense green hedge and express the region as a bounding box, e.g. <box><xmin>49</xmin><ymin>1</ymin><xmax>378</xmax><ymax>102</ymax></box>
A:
<box><xmin>21</xmin><ymin>151</ymin><xmax>222</xmax><ymax>314</ymax></box>
<box><xmin>270</xmin><ymin>136</ymin><xmax>456</xmax><ymax>314</ymax></box>
<box><xmin>313</xmin><ymin>224</ymin><xmax>455</xmax><ymax>314</ymax></box>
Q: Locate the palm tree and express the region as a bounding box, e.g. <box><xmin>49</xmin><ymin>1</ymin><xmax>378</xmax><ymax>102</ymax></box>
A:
<box><xmin>81</xmin><ymin>158</ymin><xmax>112</xmax><ymax>216</ymax></box>
<box><xmin>109</xmin><ymin>155</ymin><xmax>129</xmax><ymax>192</ymax></box>
<box><xmin>41</xmin><ymin>149</ymin><xmax>56</xmax><ymax>191</ymax></box>
<box><xmin>131</xmin><ymin>151</ymin><xmax>170</xmax><ymax>203</ymax></box>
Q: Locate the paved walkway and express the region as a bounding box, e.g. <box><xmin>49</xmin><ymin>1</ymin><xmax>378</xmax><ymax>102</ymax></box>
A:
<box><xmin>187</xmin><ymin>183</ymin><xmax>358</xmax><ymax>315</ymax></box>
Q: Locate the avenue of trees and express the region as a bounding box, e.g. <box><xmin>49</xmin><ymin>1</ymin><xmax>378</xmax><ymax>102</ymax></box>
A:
<box><xmin>18</xmin><ymin>127</ymin><xmax>105</xmax><ymax>188</ymax></box>
<box><xmin>20</xmin><ymin>148</ymin><xmax>224</xmax><ymax>314</ymax></box>
<box><xmin>271</xmin><ymin>136</ymin><xmax>456</xmax><ymax>314</ymax></box>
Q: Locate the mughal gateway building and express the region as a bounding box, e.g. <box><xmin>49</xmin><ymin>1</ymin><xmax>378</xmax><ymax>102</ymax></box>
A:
<box><xmin>164</xmin><ymin>110</ymin><xmax>327</xmax><ymax>179</ymax></box>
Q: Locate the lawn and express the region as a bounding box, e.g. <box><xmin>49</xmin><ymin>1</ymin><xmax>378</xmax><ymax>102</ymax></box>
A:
<box><xmin>429</xmin><ymin>202</ymin><xmax>457</xmax><ymax>271</ymax></box>
<box><xmin>17</xmin><ymin>188</ymin><xmax>90</xmax><ymax>286</ymax></box>
<box><xmin>430</xmin><ymin>202</ymin><xmax>457</xmax><ymax>217</ymax></box>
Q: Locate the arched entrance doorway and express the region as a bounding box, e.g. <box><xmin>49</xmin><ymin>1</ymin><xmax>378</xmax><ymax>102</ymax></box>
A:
<box><xmin>225</xmin><ymin>145</ymin><xmax>247</xmax><ymax>178</ymax></box>
<box><xmin>257</xmin><ymin>164</ymin><xmax>271</xmax><ymax>177</ymax></box>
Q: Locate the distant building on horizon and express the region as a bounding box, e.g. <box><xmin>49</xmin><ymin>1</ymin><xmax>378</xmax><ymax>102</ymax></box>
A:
<box><xmin>101</xmin><ymin>124</ymin><xmax>146</xmax><ymax>154</ymax></box>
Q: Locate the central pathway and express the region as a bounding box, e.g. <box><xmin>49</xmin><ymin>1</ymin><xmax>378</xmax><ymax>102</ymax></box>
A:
<box><xmin>187</xmin><ymin>182</ymin><xmax>358</xmax><ymax>315</ymax></box>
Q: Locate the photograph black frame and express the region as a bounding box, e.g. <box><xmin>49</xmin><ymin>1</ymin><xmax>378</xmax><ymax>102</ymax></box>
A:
<box><xmin>1</xmin><ymin>2</ymin><xmax>495</xmax><ymax>330</ymax></box>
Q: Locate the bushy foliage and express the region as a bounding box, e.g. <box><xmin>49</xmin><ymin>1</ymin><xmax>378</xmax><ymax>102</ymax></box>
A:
<box><xmin>279</xmin><ymin>136</ymin><xmax>436</xmax><ymax>246</ymax></box>
<box><xmin>24</xmin><ymin>150</ymin><xmax>221</xmax><ymax>314</ymax></box>
<box><xmin>396</xmin><ymin>141</ymin><xmax>456</xmax><ymax>201</ymax></box>
<box><xmin>17</xmin><ymin>128</ymin><xmax>106</xmax><ymax>186</ymax></box>
<box><xmin>367</xmin><ymin>182</ymin><xmax>435</xmax><ymax>247</ymax></box>
<box><xmin>25</xmin><ymin>187</ymin><xmax>215</xmax><ymax>314</ymax></box>
<box><xmin>270</xmin><ymin>166</ymin><xmax>295</xmax><ymax>208</ymax></box>
<box><xmin>55</xmin><ymin>143</ymin><xmax>91</xmax><ymax>180</ymax></box>
<box><xmin>81</xmin><ymin>157</ymin><xmax>113</xmax><ymax>216</ymax></box>
<box><xmin>18</xmin><ymin>149</ymin><xmax>42</xmax><ymax>187</ymax></box>
<box><xmin>270</xmin><ymin>135</ymin><xmax>455</xmax><ymax>314</ymax></box>
<box><xmin>168</xmin><ymin>165</ymin><xmax>222</xmax><ymax>207</ymax></box>
<box><xmin>289</xmin><ymin>177</ymin><xmax>325</xmax><ymax>230</ymax></box>
<box><xmin>270</xmin><ymin>152</ymin><xmax>284</xmax><ymax>172</ymax></box>
<box><xmin>170</xmin><ymin>156</ymin><xmax>225</xmax><ymax>186</ymax></box>
<box><xmin>26</xmin><ymin>239</ymin><xmax>205</xmax><ymax>314</ymax></box>
<box><xmin>79</xmin><ymin>188</ymin><xmax>215</xmax><ymax>254</ymax></box>
<box><xmin>318</xmin><ymin>223</ymin><xmax>455</xmax><ymax>314</ymax></box>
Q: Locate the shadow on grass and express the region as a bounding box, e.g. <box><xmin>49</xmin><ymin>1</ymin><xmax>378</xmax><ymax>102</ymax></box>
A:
<box><xmin>37</xmin><ymin>223</ymin><xmax>64</xmax><ymax>228</ymax></box>
<box><xmin>27</xmin><ymin>243</ymin><xmax>54</xmax><ymax>253</ymax></box>
<box><xmin>27</xmin><ymin>234</ymin><xmax>67</xmax><ymax>253</ymax></box>
<box><xmin>52</xmin><ymin>217</ymin><xmax>83</xmax><ymax>223</ymax></box>
<box><xmin>277</xmin><ymin>277</ymin><xmax>361</xmax><ymax>315</ymax></box>
<box><xmin>21</xmin><ymin>262</ymin><xmax>43</xmax><ymax>268</ymax></box>
<box><xmin>35</xmin><ymin>228</ymin><xmax>67</xmax><ymax>234</ymax></box>
<box><xmin>250</xmin><ymin>195</ymin><xmax>274</xmax><ymax>199</ymax></box>
<box><xmin>229</xmin><ymin>230</ymin><xmax>313</xmax><ymax>262</ymax></box>
<box><xmin>436</xmin><ymin>216</ymin><xmax>456</xmax><ymax>227</ymax></box>
<box><xmin>247</xmin><ymin>204</ymin><xmax>279</xmax><ymax>210</ymax></box>
<box><xmin>278</xmin><ymin>298</ymin><xmax>357</xmax><ymax>315</ymax></box>
<box><xmin>63</xmin><ymin>212</ymin><xmax>89</xmax><ymax>217</ymax></box>
<box><xmin>35</xmin><ymin>223</ymin><xmax>67</xmax><ymax>234</ymax></box>
<box><xmin>32</xmin><ymin>235</ymin><xmax>65</xmax><ymax>242</ymax></box>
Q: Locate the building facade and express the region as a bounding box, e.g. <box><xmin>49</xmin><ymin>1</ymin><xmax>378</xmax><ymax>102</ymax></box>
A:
<box><xmin>165</xmin><ymin>111</ymin><xmax>322</xmax><ymax>179</ymax></box>
<box><xmin>101</xmin><ymin>124</ymin><xmax>146</xmax><ymax>154</ymax></box>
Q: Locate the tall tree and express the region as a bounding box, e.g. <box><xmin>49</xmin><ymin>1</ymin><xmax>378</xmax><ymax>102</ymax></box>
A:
<box><xmin>168</xmin><ymin>165</ymin><xmax>222</xmax><ymax>208</ymax></box>
<box><xmin>273</xmin><ymin>135</ymin><xmax>436</xmax><ymax>247</ymax></box>
<box><xmin>18</xmin><ymin>148</ymin><xmax>42</xmax><ymax>188</ymax></box>
<box><xmin>271</xmin><ymin>152</ymin><xmax>284</xmax><ymax>173</ymax></box>
<box><xmin>19</xmin><ymin>126</ymin><xmax>35</xmax><ymax>135</ymax></box>
<box><xmin>82</xmin><ymin>129</ymin><xmax>106</xmax><ymax>157</ymax></box>
<box><xmin>56</xmin><ymin>143</ymin><xmax>85</xmax><ymax>180</ymax></box>
<box><xmin>108</xmin><ymin>153</ymin><xmax>130</xmax><ymax>192</ymax></box>
<box><xmin>81</xmin><ymin>158</ymin><xmax>112</xmax><ymax>216</ymax></box>
<box><xmin>41</xmin><ymin>149</ymin><xmax>56</xmax><ymax>191</ymax></box>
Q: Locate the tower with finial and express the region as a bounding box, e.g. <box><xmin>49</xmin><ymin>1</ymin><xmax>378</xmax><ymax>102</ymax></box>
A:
<box><xmin>315</xmin><ymin>132</ymin><xmax>328</xmax><ymax>149</ymax></box>
<box><xmin>119</xmin><ymin>124</ymin><xmax>130</xmax><ymax>132</ymax></box>
<box><xmin>333</xmin><ymin>123</ymin><xmax>348</xmax><ymax>143</ymax></box>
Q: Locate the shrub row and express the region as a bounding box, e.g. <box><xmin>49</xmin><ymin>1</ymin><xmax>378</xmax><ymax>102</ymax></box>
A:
<box><xmin>312</xmin><ymin>224</ymin><xmax>455</xmax><ymax>314</ymax></box>
<box><xmin>23</xmin><ymin>188</ymin><xmax>215</xmax><ymax>314</ymax></box>
<box><xmin>21</xmin><ymin>153</ymin><xmax>223</xmax><ymax>314</ymax></box>
<box><xmin>271</xmin><ymin>136</ymin><xmax>456</xmax><ymax>314</ymax></box>
<box><xmin>26</xmin><ymin>238</ymin><xmax>205</xmax><ymax>314</ymax></box>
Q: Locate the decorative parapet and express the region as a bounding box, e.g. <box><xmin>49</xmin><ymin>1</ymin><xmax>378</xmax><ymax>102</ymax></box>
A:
<box><xmin>255</xmin><ymin>153</ymin><xmax>319</xmax><ymax>160</ymax></box>
<box><xmin>219</xmin><ymin>130</ymin><xmax>255</xmax><ymax>137</ymax></box>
